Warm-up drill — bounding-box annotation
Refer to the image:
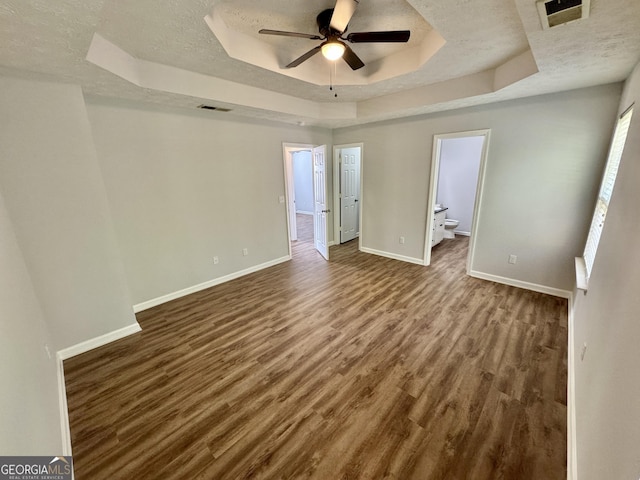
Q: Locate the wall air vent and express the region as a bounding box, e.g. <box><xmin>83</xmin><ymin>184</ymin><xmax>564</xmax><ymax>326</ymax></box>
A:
<box><xmin>537</xmin><ymin>0</ymin><xmax>590</xmax><ymax>29</ymax></box>
<box><xmin>197</xmin><ymin>105</ymin><xmax>232</xmax><ymax>112</ymax></box>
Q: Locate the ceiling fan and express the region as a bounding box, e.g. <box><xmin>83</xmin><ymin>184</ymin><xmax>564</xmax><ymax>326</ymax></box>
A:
<box><xmin>258</xmin><ymin>0</ymin><xmax>411</xmax><ymax>71</ymax></box>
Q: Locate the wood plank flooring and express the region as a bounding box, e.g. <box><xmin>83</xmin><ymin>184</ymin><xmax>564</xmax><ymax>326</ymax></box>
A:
<box><xmin>295</xmin><ymin>213</ymin><xmax>313</xmax><ymax>243</ymax></box>
<box><xmin>64</xmin><ymin>235</ymin><xmax>567</xmax><ymax>479</ymax></box>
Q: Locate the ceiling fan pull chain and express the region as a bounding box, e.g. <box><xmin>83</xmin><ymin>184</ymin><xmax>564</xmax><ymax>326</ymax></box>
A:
<box><xmin>331</xmin><ymin>62</ymin><xmax>338</xmax><ymax>98</ymax></box>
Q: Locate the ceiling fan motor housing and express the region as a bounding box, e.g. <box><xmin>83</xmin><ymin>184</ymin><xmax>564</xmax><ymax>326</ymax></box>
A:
<box><xmin>317</xmin><ymin>9</ymin><xmax>344</xmax><ymax>37</ymax></box>
<box><xmin>258</xmin><ymin>1</ymin><xmax>409</xmax><ymax>71</ymax></box>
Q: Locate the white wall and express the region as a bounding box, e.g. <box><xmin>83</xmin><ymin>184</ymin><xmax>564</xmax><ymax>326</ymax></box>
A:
<box><xmin>333</xmin><ymin>84</ymin><xmax>622</xmax><ymax>291</ymax></box>
<box><xmin>436</xmin><ymin>136</ymin><xmax>484</xmax><ymax>234</ymax></box>
<box><xmin>86</xmin><ymin>98</ymin><xmax>332</xmax><ymax>306</ymax></box>
<box><xmin>0</xmin><ymin>189</ymin><xmax>62</xmax><ymax>455</ymax></box>
<box><xmin>572</xmin><ymin>61</ymin><xmax>640</xmax><ymax>480</ymax></box>
<box><xmin>0</xmin><ymin>77</ymin><xmax>138</xmax><ymax>351</ymax></box>
<box><xmin>293</xmin><ymin>151</ymin><xmax>314</xmax><ymax>214</ymax></box>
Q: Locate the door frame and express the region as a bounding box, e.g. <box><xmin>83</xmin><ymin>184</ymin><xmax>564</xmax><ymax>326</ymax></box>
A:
<box><xmin>333</xmin><ymin>143</ymin><xmax>364</xmax><ymax>250</ymax></box>
<box><xmin>423</xmin><ymin>129</ymin><xmax>491</xmax><ymax>272</ymax></box>
<box><xmin>282</xmin><ymin>142</ymin><xmax>314</xmax><ymax>258</ymax></box>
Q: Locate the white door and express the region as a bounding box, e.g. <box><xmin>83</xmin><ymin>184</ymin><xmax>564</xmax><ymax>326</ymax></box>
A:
<box><xmin>340</xmin><ymin>149</ymin><xmax>360</xmax><ymax>243</ymax></box>
<box><xmin>313</xmin><ymin>145</ymin><xmax>329</xmax><ymax>260</ymax></box>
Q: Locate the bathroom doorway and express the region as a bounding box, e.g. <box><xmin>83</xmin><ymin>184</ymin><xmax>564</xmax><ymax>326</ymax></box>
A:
<box><xmin>423</xmin><ymin>130</ymin><xmax>490</xmax><ymax>271</ymax></box>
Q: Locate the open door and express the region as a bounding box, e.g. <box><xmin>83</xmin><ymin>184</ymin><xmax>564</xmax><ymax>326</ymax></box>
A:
<box><xmin>313</xmin><ymin>145</ymin><xmax>329</xmax><ymax>260</ymax></box>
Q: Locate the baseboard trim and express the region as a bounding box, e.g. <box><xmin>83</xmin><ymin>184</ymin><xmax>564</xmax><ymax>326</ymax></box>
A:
<box><xmin>567</xmin><ymin>292</ymin><xmax>578</xmax><ymax>480</ymax></box>
<box><xmin>133</xmin><ymin>255</ymin><xmax>291</xmax><ymax>313</ymax></box>
<box><xmin>454</xmin><ymin>230</ymin><xmax>471</xmax><ymax>237</ymax></box>
<box><xmin>56</xmin><ymin>354</ymin><xmax>72</xmax><ymax>456</ymax></box>
<box><xmin>468</xmin><ymin>270</ymin><xmax>571</xmax><ymax>299</ymax></box>
<box><xmin>360</xmin><ymin>247</ymin><xmax>425</xmax><ymax>266</ymax></box>
<box><xmin>57</xmin><ymin>323</ymin><xmax>142</xmax><ymax>360</ymax></box>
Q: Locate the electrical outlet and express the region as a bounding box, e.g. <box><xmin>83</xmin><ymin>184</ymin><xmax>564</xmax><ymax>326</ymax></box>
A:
<box><xmin>508</xmin><ymin>254</ymin><xmax>517</xmax><ymax>264</ymax></box>
<box><xmin>279</xmin><ymin>195</ymin><xmax>285</xmax><ymax>204</ymax></box>
<box><xmin>243</xmin><ymin>248</ymin><xmax>248</xmax><ymax>256</ymax></box>
<box><xmin>213</xmin><ymin>256</ymin><xmax>219</xmax><ymax>265</ymax></box>
<box><xmin>399</xmin><ymin>236</ymin><xmax>405</xmax><ymax>245</ymax></box>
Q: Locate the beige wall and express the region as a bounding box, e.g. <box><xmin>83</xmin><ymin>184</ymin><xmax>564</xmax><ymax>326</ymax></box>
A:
<box><xmin>334</xmin><ymin>84</ymin><xmax>622</xmax><ymax>292</ymax></box>
<box><xmin>0</xmin><ymin>189</ymin><xmax>62</xmax><ymax>454</ymax></box>
<box><xmin>86</xmin><ymin>98</ymin><xmax>333</xmax><ymax>306</ymax></box>
<box><xmin>572</xmin><ymin>61</ymin><xmax>640</xmax><ymax>480</ymax></box>
<box><xmin>0</xmin><ymin>77</ymin><xmax>138</xmax><ymax>351</ymax></box>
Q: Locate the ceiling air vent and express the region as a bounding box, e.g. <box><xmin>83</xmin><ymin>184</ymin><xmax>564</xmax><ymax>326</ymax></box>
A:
<box><xmin>537</xmin><ymin>0</ymin><xmax>590</xmax><ymax>29</ymax></box>
<box><xmin>197</xmin><ymin>105</ymin><xmax>232</xmax><ymax>112</ymax></box>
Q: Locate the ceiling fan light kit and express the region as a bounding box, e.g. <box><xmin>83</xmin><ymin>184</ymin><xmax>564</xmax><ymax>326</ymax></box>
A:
<box><xmin>321</xmin><ymin>41</ymin><xmax>346</xmax><ymax>61</ymax></box>
<box><xmin>258</xmin><ymin>0</ymin><xmax>410</xmax><ymax>72</ymax></box>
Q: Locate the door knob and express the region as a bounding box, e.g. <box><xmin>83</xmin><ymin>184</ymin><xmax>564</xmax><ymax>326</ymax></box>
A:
<box><xmin>322</xmin><ymin>209</ymin><xmax>331</xmax><ymax>213</ymax></box>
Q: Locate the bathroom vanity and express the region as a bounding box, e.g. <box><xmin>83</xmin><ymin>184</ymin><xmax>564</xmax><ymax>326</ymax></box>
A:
<box><xmin>432</xmin><ymin>207</ymin><xmax>447</xmax><ymax>247</ymax></box>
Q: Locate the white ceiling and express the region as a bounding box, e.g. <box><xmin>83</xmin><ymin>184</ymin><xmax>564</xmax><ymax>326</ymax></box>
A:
<box><xmin>1</xmin><ymin>0</ymin><xmax>639</xmax><ymax>127</ymax></box>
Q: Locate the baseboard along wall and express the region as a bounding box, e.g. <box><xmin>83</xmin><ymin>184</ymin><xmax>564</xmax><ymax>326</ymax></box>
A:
<box><xmin>133</xmin><ymin>255</ymin><xmax>291</xmax><ymax>313</ymax></box>
<box><xmin>56</xmin><ymin>355</ymin><xmax>72</xmax><ymax>456</ymax></box>
<box><xmin>468</xmin><ymin>270</ymin><xmax>571</xmax><ymax>299</ymax></box>
<box><xmin>567</xmin><ymin>292</ymin><xmax>578</xmax><ymax>480</ymax></box>
<box><xmin>360</xmin><ymin>246</ymin><xmax>425</xmax><ymax>266</ymax></box>
<box><xmin>56</xmin><ymin>322</ymin><xmax>142</xmax><ymax>458</ymax></box>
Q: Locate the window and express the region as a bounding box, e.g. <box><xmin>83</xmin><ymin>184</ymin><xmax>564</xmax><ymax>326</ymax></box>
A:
<box><xmin>581</xmin><ymin>106</ymin><xmax>633</xmax><ymax>284</ymax></box>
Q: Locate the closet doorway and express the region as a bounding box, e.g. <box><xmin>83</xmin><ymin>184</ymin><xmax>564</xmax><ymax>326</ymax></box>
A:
<box><xmin>333</xmin><ymin>143</ymin><xmax>363</xmax><ymax>246</ymax></box>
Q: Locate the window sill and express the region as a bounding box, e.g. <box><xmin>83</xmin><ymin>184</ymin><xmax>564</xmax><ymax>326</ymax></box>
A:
<box><xmin>575</xmin><ymin>257</ymin><xmax>588</xmax><ymax>292</ymax></box>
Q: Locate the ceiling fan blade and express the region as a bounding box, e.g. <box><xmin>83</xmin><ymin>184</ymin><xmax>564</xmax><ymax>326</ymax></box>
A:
<box><xmin>342</xmin><ymin>45</ymin><xmax>365</xmax><ymax>70</ymax></box>
<box><xmin>259</xmin><ymin>29</ymin><xmax>322</xmax><ymax>40</ymax></box>
<box><xmin>330</xmin><ymin>0</ymin><xmax>358</xmax><ymax>33</ymax></box>
<box><xmin>286</xmin><ymin>45</ymin><xmax>322</xmax><ymax>68</ymax></box>
<box><xmin>346</xmin><ymin>31</ymin><xmax>411</xmax><ymax>43</ymax></box>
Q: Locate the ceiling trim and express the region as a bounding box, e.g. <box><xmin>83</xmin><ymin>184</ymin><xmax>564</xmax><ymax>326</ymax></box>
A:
<box><xmin>86</xmin><ymin>33</ymin><xmax>357</xmax><ymax>121</ymax></box>
<box><xmin>86</xmin><ymin>33</ymin><xmax>538</xmax><ymax>125</ymax></box>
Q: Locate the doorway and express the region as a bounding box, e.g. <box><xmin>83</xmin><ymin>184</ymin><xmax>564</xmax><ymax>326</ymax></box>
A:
<box><xmin>283</xmin><ymin>143</ymin><xmax>330</xmax><ymax>260</ymax></box>
<box><xmin>423</xmin><ymin>130</ymin><xmax>490</xmax><ymax>271</ymax></box>
<box><xmin>292</xmin><ymin>149</ymin><xmax>314</xmax><ymax>243</ymax></box>
<box><xmin>333</xmin><ymin>143</ymin><xmax>363</xmax><ymax>246</ymax></box>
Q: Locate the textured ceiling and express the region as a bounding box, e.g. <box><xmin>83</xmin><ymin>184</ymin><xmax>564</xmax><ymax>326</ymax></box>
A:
<box><xmin>1</xmin><ymin>0</ymin><xmax>639</xmax><ymax>127</ymax></box>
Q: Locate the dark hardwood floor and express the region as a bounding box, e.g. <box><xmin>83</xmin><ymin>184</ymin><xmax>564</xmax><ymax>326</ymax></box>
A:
<box><xmin>64</xmin><ymin>234</ymin><xmax>567</xmax><ymax>479</ymax></box>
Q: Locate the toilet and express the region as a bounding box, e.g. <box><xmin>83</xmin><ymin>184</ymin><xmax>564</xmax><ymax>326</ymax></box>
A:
<box><xmin>443</xmin><ymin>219</ymin><xmax>459</xmax><ymax>239</ymax></box>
